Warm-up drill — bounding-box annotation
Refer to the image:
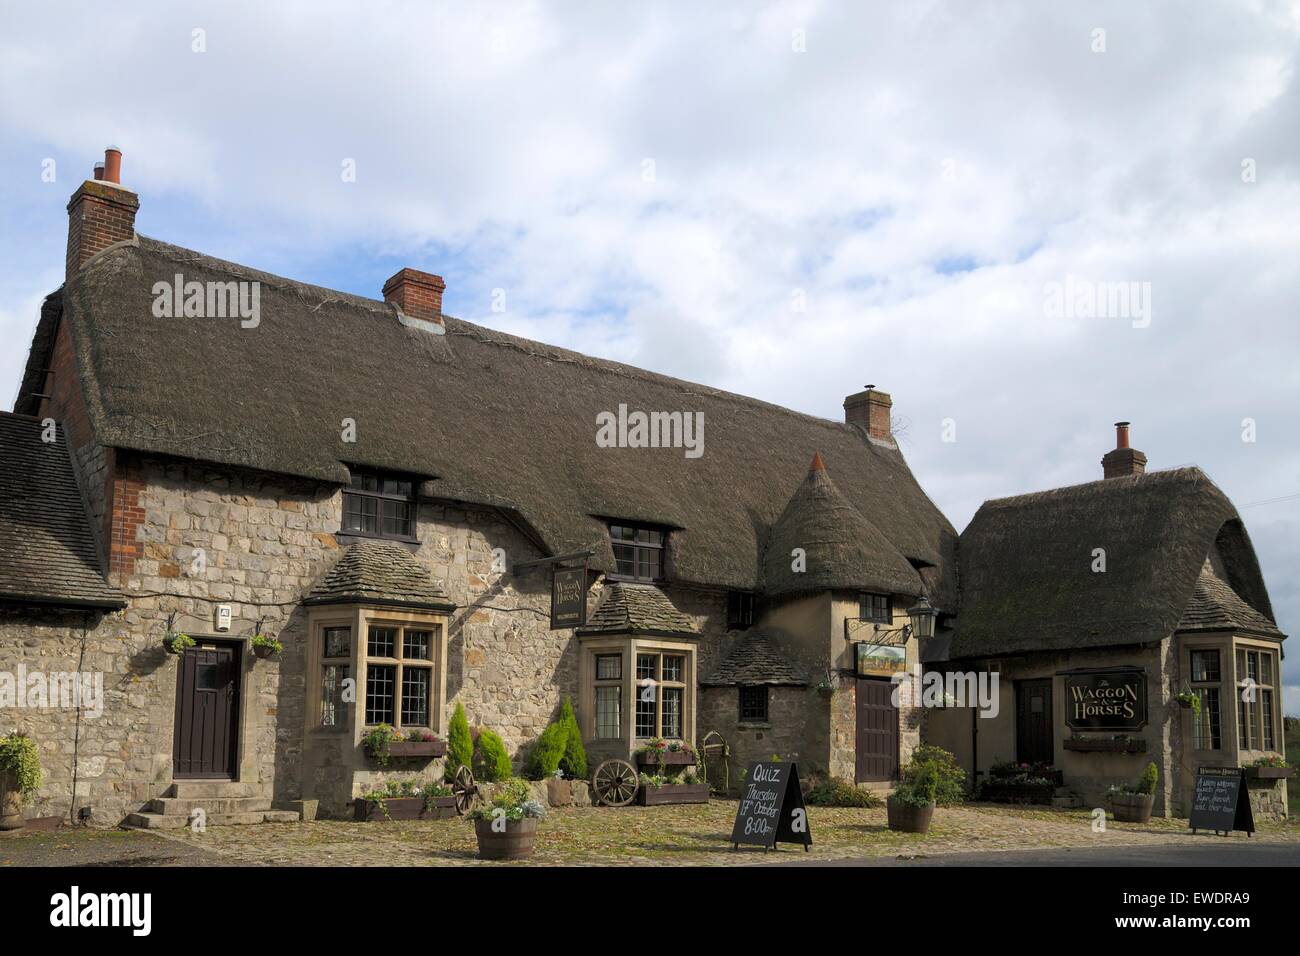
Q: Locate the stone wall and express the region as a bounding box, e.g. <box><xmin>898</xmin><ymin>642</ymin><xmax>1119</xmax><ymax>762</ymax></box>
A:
<box><xmin>698</xmin><ymin>685</ymin><xmax>823</xmax><ymax>794</ymax></box>
<box><xmin>2</xmin><ymin>449</ymin><xmax>736</xmax><ymax>824</ymax></box>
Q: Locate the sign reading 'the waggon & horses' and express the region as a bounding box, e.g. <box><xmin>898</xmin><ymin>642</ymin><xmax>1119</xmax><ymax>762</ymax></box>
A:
<box><xmin>1062</xmin><ymin>669</ymin><xmax>1147</xmax><ymax>731</ymax></box>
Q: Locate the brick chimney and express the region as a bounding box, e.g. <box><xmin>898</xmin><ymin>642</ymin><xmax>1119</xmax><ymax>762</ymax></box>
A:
<box><xmin>844</xmin><ymin>386</ymin><xmax>893</xmax><ymax>442</ymax></box>
<box><xmin>383</xmin><ymin>268</ymin><xmax>446</xmax><ymax>326</ymax></box>
<box><xmin>1102</xmin><ymin>421</ymin><xmax>1147</xmax><ymax>479</ymax></box>
<box><xmin>66</xmin><ymin>146</ymin><xmax>139</xmax><ymax>283</ymax></box>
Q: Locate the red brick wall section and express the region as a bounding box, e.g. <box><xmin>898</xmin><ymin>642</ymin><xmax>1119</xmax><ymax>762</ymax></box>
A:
<box><xmin>108</xmin><ymin>458</ymin><xmax>144</xmax><ymax>581</ymax></box>
<box><xmin>65</xmin><ymin>180</ymin><xmax>139</xmax><ymax>282</ymax></box>
<box><xmin>382</xmin><ymin>268</ymin><xmax>445</xmax><ymax>323</ymax></box>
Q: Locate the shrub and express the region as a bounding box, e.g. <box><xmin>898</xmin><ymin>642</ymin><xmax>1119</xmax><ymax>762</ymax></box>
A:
<box><xmin>804</xmin><ymin>776</ymin><xmax>882</xmax><ymax>808</ymax></box>
<box><xmin>558</xmin><ymin>697</ymin><xmax>588</xmax><ymax>780</ymax></box>
<box><xmin>902</xmin><ymin>745</ymin><xmax>966</xmax><ymax>805</ymax></box>
<box><xmin>0</xmin><ymin>733</ymin><xmax>42</xmax><ymax>803</ymax></box>
<box><xmin>892</xmin><ymin>760</ymin><xmax>940</xmax><ymax>808</ymax></box>
<box><xmin>469</xmin><ymin>777</ymin><xmax>545</xmax><ymax>822</ymax></box>
<box><xmin>473</xmin><ymin>728</ymin><xmax>512</xmax><ymax>782</ymax></box>
<box><xmin>526</xmin><ymin>721</ymin><xmax>568</xmax><ymax>779</ymax></box>
<box><xmin>446</xmin><ymin>702</ymin><xmax>473</xmax><ymax>777</ymax></box>
<box><xmin>1136</xmin><ymin>761</ymin><xmax>1158</xmax><ymax>796</ymax></box>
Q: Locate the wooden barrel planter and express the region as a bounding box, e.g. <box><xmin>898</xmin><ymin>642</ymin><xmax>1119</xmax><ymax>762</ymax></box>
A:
<box><xmin>1109</xmin><ymin>793</ymin><xmax>1154</xmax><ymax>823</ymax></box>
<box><xmin>886</xmin><ymin>796</ymin><xmax>934</xmax><ymax>834</ymax></box>
<box><xmin>635</xmin><ymin>783</ymin><xmax>709</xmax><ymax>806</ymax></box>
<box><xmin>473</xmin><ymin>817</ymin><xmax>539</xmax><ymax>860</ymax></box>
<box><xmin>353</xmin><ymin>796</ymin><xmax>458</xmax><ymax>821</ymax></box>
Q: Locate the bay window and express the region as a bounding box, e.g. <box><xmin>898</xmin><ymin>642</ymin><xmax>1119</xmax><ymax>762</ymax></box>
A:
<box><xmin>1237</xmin><ymin>647</ymin><xmax>1279</xmax><ymax>752</ymax></box>
<box><xmin>1188</xmin><ymin>648</ymin><xmax>1221</xmax><ymax>751</ymax></box>
<box><xmin>365</xmin><ymin>622</ymin><xmax>437</xmax><ymax>730</ymax></box>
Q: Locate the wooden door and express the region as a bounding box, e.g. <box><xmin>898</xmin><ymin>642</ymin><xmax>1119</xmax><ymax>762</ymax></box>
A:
<box><xmin>855</xmin><ymin>677</ymin><xmax>899</xmax><ymax>783</ymax></box>
<box><xmin>1016</xmin><ymin>678</ymin><xmax>1053</xmax><ymax>765</ymax></box>
<box><xmin>173</xmin><ymin>643</ymin><xmax>240</xmax><ymax>779</ymax></box>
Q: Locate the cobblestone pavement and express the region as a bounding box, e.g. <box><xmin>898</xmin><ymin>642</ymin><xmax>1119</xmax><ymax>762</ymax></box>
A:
<box><xmin>6</xmin><ymin>800</ymin><xmax>1296</xmax><ymax>867</ymax></box>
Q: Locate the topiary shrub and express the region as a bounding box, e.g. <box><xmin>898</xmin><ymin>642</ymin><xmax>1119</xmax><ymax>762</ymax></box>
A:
<box><xmin>473</xmin><ymin>728</ymin><xmax>512</xmax><ymax>782</ymax></box>
<box><xmin>526</xmin><ymin>721</ymin><xmax>568</xmax><ymax>779</ymax></box>
<box><xmin>558</xmin><ymin>697</ymin><xmax>587</xmax><ymax>780</ymax></box>
<box><xmin>446</xmin><ymin>702</ymin><xmax>473</xmax><ymax>778</ymax></box>
<box><xmin>1136</xmin><ymin>761</ymin><xmax>1158</xmax><ymax>796</ymax></box>
<box><xmin>902</xmin><ymin>745</ymin><xmax>967</xmax><ymax>806</ymax></box>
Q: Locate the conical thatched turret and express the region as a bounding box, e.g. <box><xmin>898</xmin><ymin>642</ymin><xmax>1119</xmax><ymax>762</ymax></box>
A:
<box><xmin>762</xmin><ymin>453</ymin><xmax>921</xmax><ymax>599</ymax></box>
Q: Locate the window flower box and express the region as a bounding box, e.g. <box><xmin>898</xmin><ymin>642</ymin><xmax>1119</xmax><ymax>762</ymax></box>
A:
<box><xmin>1245</xmin><ymin>766</ymin><xmax>1293</xmax><ymax>780</ymax></box>
<box><xmin>384</xmin><ymin>740</ymin><xmax>447</xmax><ymax>759</ymax></box>
<box><xmin>353</xmin><ymin>795</ymin><xmax>458</xmax><ymax>822</ymax></box>
<box><xmin>635</xmin><ymin>783</ymin><xmax>709</xmax><ymax>806</ymax></box>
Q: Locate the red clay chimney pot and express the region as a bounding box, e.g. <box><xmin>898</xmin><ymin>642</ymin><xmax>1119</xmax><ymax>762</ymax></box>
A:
<box><xmin>1115</xmin><ymin>421</ymin><xmax>1131</xmax><ymax>449</ymax></box>
<box><xmin>103</xmin><ymin>146</ymin><xmax>122</xmax><ymax>184</ymax></box>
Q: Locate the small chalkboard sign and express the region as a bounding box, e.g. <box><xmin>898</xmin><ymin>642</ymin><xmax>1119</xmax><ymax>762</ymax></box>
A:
<box><xmin>1189</xmin><ymin>767</ymin><xmax>1254</xmax><ymax>837</ymax></box>
<box><xmin>730</xmin><ymin>761</ymin><xmax>812</xmax><ymax>852</ymax></box>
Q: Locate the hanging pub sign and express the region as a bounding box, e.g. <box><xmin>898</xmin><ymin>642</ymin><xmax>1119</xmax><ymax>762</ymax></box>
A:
<box><xmin>855</xmin><ymin>640</ymin><xmax>907</xmax><ymax>678</ymax></box>
<box><xmin>549</xmin><ymin>564</ymin><xmax>587</xmax><ymax>630</ymax></box>
<box><xmin>1189</xmin><ymin>767</ymin><xmax>1254</xmax><ymax>837</ymax></box>
<box><xmin>730</xmin><ymin>761</ymin><xmax>812</xmax><ymax>852</ymax></box>
<box><xmin>1061</xmin><ymin>668</ymin><xmax>1147</xmax><ymax>731</ymax></box>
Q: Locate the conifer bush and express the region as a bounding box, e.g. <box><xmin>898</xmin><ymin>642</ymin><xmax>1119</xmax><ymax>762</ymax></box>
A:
<box><xmin>527</xmin><ymin>721</ymin><xmax>568</xmax><ymax>779</ymax></box>
<box><xmin>447</xmin><ymin>702</ymin><xmax>473</xmax><ymax>777</ymax></box>
<box><xmin>473</xmin><ymin>728</ymin><xmax>512</xmax><ymax>782</ymax></box>
<box><xmin>1137</xmin><ymin>761</ymin><xmax>1158</xmax><ymax>796</ymax></box>
<box><xmin>558</xmin><ymin>697</ymin><xmax>588</xmax><ymax>779</ymax></box>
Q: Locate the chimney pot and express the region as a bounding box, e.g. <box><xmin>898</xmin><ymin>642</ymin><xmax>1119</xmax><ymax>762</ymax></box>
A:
<box><xmin>93</xmin><ymin>162</ymin><xmax>105</xmax><ymax>180</ymax></box>
<box><xmin>844</xmin><ymin>387</ymin><xmax>893</xmax><ymax>443</ymax></box>
<box><xmin>382</xmin><ymin>268</ymin><xmax>446</xmax><ymax>326</ymax></box>
<box><xmin>1102</xmin><ymin>421</ymin><xmax>1146</xmax><ymax>479</ymax></box>
<box><xmin>103</xmin><ymin>146</ymin><xmax>122</xmax><ymax>184</ymax></box>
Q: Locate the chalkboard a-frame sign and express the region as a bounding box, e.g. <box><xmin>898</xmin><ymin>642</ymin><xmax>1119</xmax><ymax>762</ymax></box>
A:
<box><xmin>730</xmin><ymin>761</ymin><xmax>812</xmax><ymax>851</ymax></box>
<box><xmin>1189</xmin><ymin>767</ymin><xmax>1254</xmax><ymax>837</ymax></box>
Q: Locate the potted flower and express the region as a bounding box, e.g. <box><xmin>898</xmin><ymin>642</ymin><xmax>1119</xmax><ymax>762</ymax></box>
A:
<box><xmin>634</xmin><ymin>738</ymin><xmax>697</xmax><ymax>769</ymax></box>
<box><xmin>353</xmin><ymin>780</ymin><xmax>458</xmax><ymax>821</ymax></box>
<box><xmin>1108</xmin><ymin>761</ymin><xmax>1158</xmax><ymax>823</ymax></box>
<box><xmin>1174</xmin><ymin>691</ymin><xmax>1201</xmax><ymax>719</ymax></box>
<box><xmin>250</xmin><ymin>634</ymin><xmax>283</xmax><ymax>660</ymax></box>
<box><xmin>163</xmin><ymin>631</ymin><xmax>195</xmax><ymax>655</ymax></box>
<box><xmin>0</xmin><ymin>733</ymin><xmax>43</xmax><ymax>831</ymax></box>
<box><xmin>887</xmin><ymin>760</ymin><xmax>938</xmax><ymax>834</ymax></box>
<box><xmin>387</xmin><ymin>729</ymin><xmax>448</xmax><ymax>760</ymax></box>
<box><xmin>469</xmin><ymin>777</ymin><xmax>545</xmax><ymax>860</ymax></box>
<box><xmin>816</xmin><ymin>665</ymin><xmax>838</xmax><ymax>699</ymax></box>
<box><xmin>1245</xmin><ymin>755</ymin><xmax>1293</xmax><ymax>780</ymax></box>
<box><xmin>635</xmin><ymin>768</ymin><xmax>710</xmax><ymax>806</ymax></box>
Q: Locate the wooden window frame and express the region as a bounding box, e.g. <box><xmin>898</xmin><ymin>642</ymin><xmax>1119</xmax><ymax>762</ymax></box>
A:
<box><xmin>635</xmin><ymin>650</ymin><xmax>687</xmax><ymax>739</ymax></box>
<box><xmin>738</xmin><ymin>685</ymin><xmax>769</xmax><ymax>723</ymax></box>
<box><xmin>1188</xmin><ymin>648</ymin><xmax>1222</xmax><ymax>751</ymax></box>
<box><xmin>1236</xmin><ymin>645</ymin><xmax>1280</xmax><ymax>753</ymax></box>
<box><xmin>607</xmin><ymin>523</ymin><xmax>666</xmax><ymax>583</ymax></box>
<box><xmin>593</xmin><ymin>653</ymin><xmax>623</xmax><ymax>740</ymax></box>
<box><xmin>727</xmin><ymin>591</ymin><xmax>756</xmax><ymax>630</ymax></box>
<box><xmin>363</xmin><ymin>621</ymin><xmax>439</xmax><ymax>732</ymax></box>
<box><xmin>858</xmin><ymin>592</ymin><xmax>891</xmax><ymax>623</ymax></box>
<box><xmin>341</xmin><ymin>469</ymin><xmax>418</xmax><ymax>542</ymax></box>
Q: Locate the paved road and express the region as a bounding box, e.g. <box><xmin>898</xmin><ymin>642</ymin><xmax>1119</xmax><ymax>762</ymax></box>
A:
<box><xmin>787</xmin><ymin>841</ymin><xmax>1300</xmax><ymax>867</ymax></box>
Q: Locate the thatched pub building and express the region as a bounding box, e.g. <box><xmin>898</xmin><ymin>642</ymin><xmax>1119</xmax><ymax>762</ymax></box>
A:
<box><xmin>0</xmin><ymin>150</ymin><xmax>1287</xmax><ymax>827</ymax></box>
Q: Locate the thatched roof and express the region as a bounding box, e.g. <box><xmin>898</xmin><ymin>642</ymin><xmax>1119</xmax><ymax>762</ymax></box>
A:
<box><xmin>0</xmin><ymin>412</ymin><xmax>123</xmax><ymax>608</ymax></box>
<box><xmin>762</xmin><ymin>453</ymin><xmax>922</xmax><ymax>599</ymax></box>
<box><xmin>304</xmin><ymin>540</ymin><xmax>454</xmax><ymax>610</ymax></box>
<box><xmin>19</xmin><ymin>236</ymin><xmax>957</xmax><ymax>602</ymax></box>
<box><xmin>948</xmin><ymin>467</ymin><xmax>1279</xmax><ymax>658</ymax></box>
<box><xmin>576</xmin><ymin>582</ymin><xmax>697</xmax><ymax>636</ymax></box>
<box><xmin>1178</xmin><ymin>561</ymin><xmax>1283</xmax><ymax>637</ymax></box>
<box><xmin>700</xmin><ymin>627</ymin><xmax>806</xmax><ymax>686</ymax></box>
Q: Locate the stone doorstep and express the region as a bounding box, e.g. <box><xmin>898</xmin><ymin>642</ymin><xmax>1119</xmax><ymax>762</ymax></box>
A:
<box><xmin>124</xmin><ymin>810</ymin><xmax>299</xmax><ymax>830</ymax></box>
<box><xmin>169</xmin><ymin>781</ymin><xmax>268</xmax><ymax>800</ymax></box>
<box><xmin>148</xmin><ymin>796</ymin><xmax>273</xmax><ymax>815</ymax></box>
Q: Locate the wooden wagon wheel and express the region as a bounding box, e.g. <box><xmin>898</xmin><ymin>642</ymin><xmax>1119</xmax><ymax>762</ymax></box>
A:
<box><xmin>591</xmin><ymin>758</ymin><xmax>639</xmax><ymax>807</ymax></box>
<box><xmin>452</xmin><ymin>765</ymin><xmax>478</xmax><ymax>815</ymax></box>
